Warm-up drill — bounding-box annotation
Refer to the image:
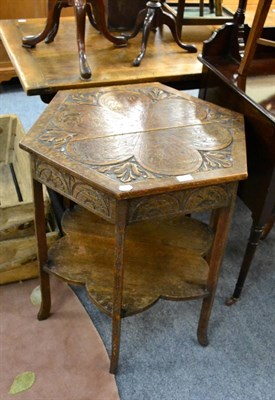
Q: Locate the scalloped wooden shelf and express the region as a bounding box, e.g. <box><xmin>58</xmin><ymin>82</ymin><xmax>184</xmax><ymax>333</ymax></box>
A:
<box><xmin>46</xmin><ymin>206</ymin><xmax>213</xmax><ymax>317</ymax></box>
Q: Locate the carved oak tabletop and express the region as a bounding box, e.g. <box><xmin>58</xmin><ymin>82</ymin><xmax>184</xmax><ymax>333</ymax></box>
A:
<box><xmin>20</xmin><ymin>82</ymin><xmax>247</xmax><ymax>373</ymax></box>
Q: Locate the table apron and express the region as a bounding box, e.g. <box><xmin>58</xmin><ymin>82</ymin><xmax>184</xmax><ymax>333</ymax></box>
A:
<box><xmin>31</xmin><ymin>157</ymin><xmax>236</xmax><ymax>224</ymax></box>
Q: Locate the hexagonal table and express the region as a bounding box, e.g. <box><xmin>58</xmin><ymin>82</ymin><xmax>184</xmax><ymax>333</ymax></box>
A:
<box><xmin>20</xmin><ymin>82</ymin><xmax>247</xmax><ymax>373</ymax></box>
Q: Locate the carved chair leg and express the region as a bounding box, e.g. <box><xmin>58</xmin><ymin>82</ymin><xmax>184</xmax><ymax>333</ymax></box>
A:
<box><xmin>74</xmin><ymin>0</ymin><xmax>92</xmax><ymax>80</ymax></box>
<box><xmin>22</xmin><ymin>0</ymin><xmax>59</xmax><ymax>47</ymax></box>
<box><xmin>33</xmin><ymin>179</ymin><xmax>51</xmax><ymax>321</ymax></box>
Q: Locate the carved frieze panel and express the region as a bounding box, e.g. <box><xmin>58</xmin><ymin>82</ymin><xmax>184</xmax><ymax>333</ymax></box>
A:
<box><xmin>32</xmin><ymin>158</ymin><xmax>115</xmax><ymax>221</ymax></box>
<box><xmin>128</xmin><ymin>184</ymin><xmax>233</xmax><ymax>223</ymax></box>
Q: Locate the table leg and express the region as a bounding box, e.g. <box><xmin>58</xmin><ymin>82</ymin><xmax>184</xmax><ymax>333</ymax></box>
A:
<box><xmin>133</xmin><ymin>8</ymin><xmax>156</xmax><ymax>67</ymax></box>
<box><xmin>110</xmin><ymin>201</ymin><xmax>128</xmax><ymax>374</ymax></box>
<box><xmin>33</xmin><ymin>179</ymin><xmax>51</xmax><ymax>321</ymax></box>
<box><xmin>45</xmin><ymin>0</ymin><xmax>66</xmax><ymax>44</ymax></box>
<box><xmin>132</xmin><ymin>2</ymin><xmax>197</xmax><ymax>67</ymax></box>
<box><xmin>22</xmin><ymin>0</ymin><xmax>58</xmax><ymax>47</ymax></box>
<box><xmin>74</xmin><ymin>0</ymin><xmax>92</xmax><ymax>80</ymax></box>
<box><xmin>197</xmin><ymin>183</ymin><xmax>238</xmax><ymax>345</ymax></box>
<box><xmin>226</xmin><ymin>221</ymin><xmax>265</xmax><ymax>306</ymax></box>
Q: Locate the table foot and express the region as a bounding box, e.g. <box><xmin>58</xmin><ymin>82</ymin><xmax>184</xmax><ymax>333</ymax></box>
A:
<box><xmin>197</xmin><ymin>296</ymin><xmax>211</xmax><ymax>347</ymax></box>
<box><xmin>38</xmin><ymin>311</ymin><xmax>51</xmax><ymax>320</ymax></box>
<box><xmin>197</xmin><ymin>330</ymin><xmax>209</xmax><ymax>347</ymax></box>
<box><xmin>79</xmin><ymin>50</ymin><xmax>92</xmax><ymax>80</ymax></box>
<box><xmin>22</xmin><ymin>38</ymin><xmax>37</xmax><ymax>49</ymax></box>
<box><xmin>225</xmin><ymin>296</ymin><xmax>239</xmax><ymax>306</ymax></box>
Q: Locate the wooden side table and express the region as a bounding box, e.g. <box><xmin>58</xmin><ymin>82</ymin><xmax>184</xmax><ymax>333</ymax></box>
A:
<box><xmin>20</xmin><ymin>82</ymin><xmax>247</xmax><ymax>373</ymax></box>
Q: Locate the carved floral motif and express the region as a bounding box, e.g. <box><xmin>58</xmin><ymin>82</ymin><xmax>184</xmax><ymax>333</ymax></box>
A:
<box><xmin>33</xmin><ymin>86</ymin><xmax>241</xmax><ymax>184</ymax></box>
<box><xmin>128</xmin><ymin>184</ymin><xmax>232</xmax><ymax>222</ymax></box>
<box><xmin>33</xmin><ymin>159</ymin><xmax>114</xmax><ymax>220</ymax></box>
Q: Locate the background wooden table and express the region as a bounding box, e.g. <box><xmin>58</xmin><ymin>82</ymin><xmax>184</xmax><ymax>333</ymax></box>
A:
<box><xmin>0</xmin><ymin>17</ymin><xmax>213</xmax><ymax>97</ymax></box>
<box><xmin>0</xmin><ymin>1</ymin><xmax>274</xmax><ymax>98</ymax></box>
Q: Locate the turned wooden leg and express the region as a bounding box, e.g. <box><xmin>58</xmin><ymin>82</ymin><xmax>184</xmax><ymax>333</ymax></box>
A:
<box><xmin>231</xmin><ymin>0</ymin><xmax>247</xmax><ymax>61</ymax></box>
<box><xmin>74</xmin><ymin>0</ymin><xmax>92</xmax><ymax>80</ymax></box>
<box><xmin>226</xmin><ymin>221</ymin><xmax>265</xmax><ymax>306</ymax></box>
<box><xmin>197</xmin><ymin>183</ymin><xmax>237</xmax><ymax>345</ymax></box>
<box><xmin>22</xmin><ymin>0</ymin><xmax>59</xmax><ymax>47</ymax></box>
<box><xmin>33</xmin><ymin>179</ymin><xmax>51</xmax><ymax>320</ymax></box>
<box><xmin>110</xmin><ymin>201</ymin><xmax>128</xmax><ymax>374</ymax></box>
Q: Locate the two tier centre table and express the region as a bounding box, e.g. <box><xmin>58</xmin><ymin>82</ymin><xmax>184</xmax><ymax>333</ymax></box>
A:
<box><xmin>20</xmin><ymin>82</ymin><xmax>247</xmax><ymax>373</ymax></box>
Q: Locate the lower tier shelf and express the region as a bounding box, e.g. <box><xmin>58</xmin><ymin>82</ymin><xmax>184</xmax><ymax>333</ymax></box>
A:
<box><xmin>47</xmin><ymin>206</ymin><xmax>213</xmax><ymax>317</ymax></box>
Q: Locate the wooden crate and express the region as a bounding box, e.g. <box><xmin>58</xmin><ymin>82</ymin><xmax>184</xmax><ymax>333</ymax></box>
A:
<box><xmin>0</xmin><ymin>115</ymin><xmax>58</xmax><ymax>284</ymax></box>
